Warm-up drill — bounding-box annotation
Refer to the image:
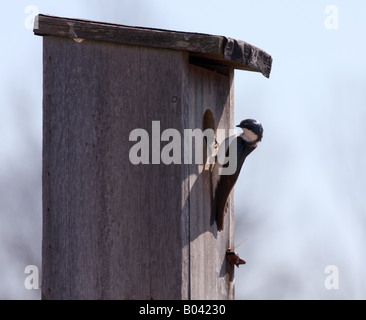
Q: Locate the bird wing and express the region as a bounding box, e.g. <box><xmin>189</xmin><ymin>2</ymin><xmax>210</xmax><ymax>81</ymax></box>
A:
<box><xmin>212</xmin><ymin>136</ymin><xmax>256</xmax><ymax>231</ymax></box>
<box><xmin>211</xmin><ymin>134</ymin><xmax>239</xmax><ymax>199</ymax></box>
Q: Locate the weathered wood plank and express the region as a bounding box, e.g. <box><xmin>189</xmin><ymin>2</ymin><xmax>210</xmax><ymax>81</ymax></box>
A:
<box><xmin>34</xmin><ymin>14</ymin><xmax>224</xmax><ymax>55</ymax></box>
<box><xmin>34</xmin><ymin>14</ymin><xmax>272</xmax><ymax>78</ymax></box>
<box><xmin>224</xmin><ymin>38</ymin><xmax>272</xmax><ymax>79</ymax></box>
<box><xmin>42</xmin><ymin>36</ymin><xmax>190</xmax><ymax>299</ymax></box>
<box><xmin>188</xmin><ymin>65</ymin><xmax>235</xmax><ymax>299</ymax></box>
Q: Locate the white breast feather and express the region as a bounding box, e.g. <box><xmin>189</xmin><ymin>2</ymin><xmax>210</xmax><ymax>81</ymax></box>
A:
<box><xmin>242</xmin><ymin>128</ymin><xmax>258</xmax><ymax>143</ymax></box>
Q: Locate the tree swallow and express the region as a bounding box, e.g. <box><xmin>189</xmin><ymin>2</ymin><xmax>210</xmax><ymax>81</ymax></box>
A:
<box><xmin>212</xmin><ymin>119</ymin><xmax>263</xmax><ymax>231</ymax></box>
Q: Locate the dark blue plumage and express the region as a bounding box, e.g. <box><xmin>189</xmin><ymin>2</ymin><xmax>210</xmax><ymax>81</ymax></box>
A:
<box><xmin>212</xmin><ymin>119</ymin><xmax>263</xmax><ymax>231</ymax></box>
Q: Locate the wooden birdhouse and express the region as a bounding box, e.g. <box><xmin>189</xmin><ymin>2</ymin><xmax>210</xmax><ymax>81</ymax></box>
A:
<box><xmin>34</xmin><ymin>14</ymin><xmax>272</xmax><ymax>300</ymax></box>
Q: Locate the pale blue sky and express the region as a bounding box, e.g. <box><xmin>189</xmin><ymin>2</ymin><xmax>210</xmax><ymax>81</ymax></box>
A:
<box><xmin>1</xmin><ymin>0</ymin><xmax>366</xmax><ymax>299</ymax></box>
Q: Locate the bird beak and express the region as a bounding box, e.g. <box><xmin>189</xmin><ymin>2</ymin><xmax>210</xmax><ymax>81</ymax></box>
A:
<box><xmin>236</xmin><ymin>124</ymin><xmax>241</xmax><ymax>128</ymax></box>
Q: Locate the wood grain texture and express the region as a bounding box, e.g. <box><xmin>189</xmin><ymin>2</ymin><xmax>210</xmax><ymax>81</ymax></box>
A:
<box><xmin>40</xmin><ymin>21</ymin><xmax>252</xmax><ymax>299</ymax></box>
<box><xmin>224</xmin><ymin>38</ymin><xmax>272</xmax><ymax>78</ymax></box>
<box><xmin>187</xmin><ymin>65</ymin><xmax>235</xmax><ymax>299</ymax></box>
<box><xmin>42</xmin><ymin>36</ymin><xmax>190</xmax><ymax>299</ymax></box>
<box><xmin>35</xmin><ymin>15</ymin><xmax>224</xmax><ymax>55</ymax></box>
<box><xmin>34</xmin><ymin>14</ymin><xmax>272</xmax><ymax>78</ymax></box>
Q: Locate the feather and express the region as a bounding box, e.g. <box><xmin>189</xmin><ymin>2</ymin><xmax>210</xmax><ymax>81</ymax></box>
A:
<box><xmin>212</xmin><ymin>136</ymin><xmax>256</xmax><ymax>231</ymax></box>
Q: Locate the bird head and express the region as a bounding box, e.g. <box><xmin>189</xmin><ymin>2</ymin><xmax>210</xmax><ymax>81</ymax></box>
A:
<box><xmin>236</xmin><ymin>119</ymin><xmax>263</xmax><ymax>145</ymax></box>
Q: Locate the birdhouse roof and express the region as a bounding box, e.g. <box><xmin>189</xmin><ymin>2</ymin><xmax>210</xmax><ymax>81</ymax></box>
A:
<box><xmin>34</xmin><ymin>14</ymin><xmax>272</xmax><ymax>78</ymax></box>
